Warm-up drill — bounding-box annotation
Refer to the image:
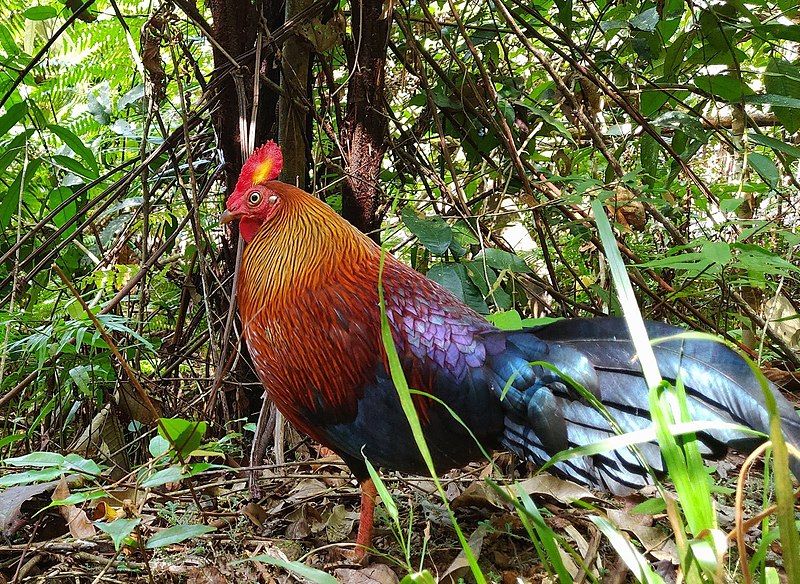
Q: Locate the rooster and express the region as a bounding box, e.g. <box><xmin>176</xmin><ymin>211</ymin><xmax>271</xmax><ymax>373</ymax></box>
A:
<box><xmin>221</xmin><ymin>142</ymin><xmax>800</xmax><ymax>560</ymax></box>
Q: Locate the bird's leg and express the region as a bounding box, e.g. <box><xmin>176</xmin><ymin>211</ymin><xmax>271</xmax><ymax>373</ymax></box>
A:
<box><xmin>351</xmin><ymin>477</ymin><xmax>377</xmax><ymax>564</ymax></box>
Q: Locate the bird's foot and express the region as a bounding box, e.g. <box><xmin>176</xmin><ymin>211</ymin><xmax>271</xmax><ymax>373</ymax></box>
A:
<box><xmin>341</xmin><ymin>546</ymin><xmax>370</xmax><ymax>566</ymax></box>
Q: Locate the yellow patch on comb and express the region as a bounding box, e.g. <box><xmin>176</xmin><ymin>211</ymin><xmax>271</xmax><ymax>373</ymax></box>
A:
<box><xmin>251</xmin><ymin>160</ymin><xmax>274</xmax><ymax>185</ymax></box>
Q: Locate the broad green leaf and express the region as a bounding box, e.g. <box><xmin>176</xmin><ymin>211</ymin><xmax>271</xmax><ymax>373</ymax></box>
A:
<box><xmin>158</xmin><ymin>418</ymin><xmax>207</xmax><ymax>459</ymax></box>
<box><xmin>631</xmin><ymin>498</ymin><xmax>667</xmax><ymax>515</ymax></box>
<box><xmin>141</xmin><ymin>465</ymin><xmax>184</xmax><ymax>488</ymax></box>
<box><xmin>96</xmin><ymin>518</ymin><xmax>141</xmax><ymax>551</ymax></box>
<box><xmin>427</xmin><ymin>264</ymin><xmax>464</xmax><ymax>300</ymax></box>
<box><xmin>486</xmin><ymin>309</ymin><xmax>524</xmax><ymax>331</ymax></box>
<box><xmin>0</xmin><ymin>23</ymin><xmax>18</xmax><ymax>55</ymax></box>
<box><xmin>764</xmin><ymin>58</ymin><xmax>800</xmax><ymax>133</ymax></box>
<box><xmin>49</xmin><ymin>124</ymin><xmax>99</xmax><ymax>177</ymax></box>
<box><xmin>0</xmin><ymin>468</ymin><xmax>63</xmax><ymax>486</ymax></box>
<box><xmin>475</xmin><ymin>248</ymin><xmax>530</xmax><ymax>273</ymax></box>
<box><xmin>0</xmin><ymin>168</ymin><xmax>21</xmax><ymax>229</ymax></box>
<box><xmin>749</xmin><ymin>133</ymin><xmax>800</xmax><ymax>159</ymax></box>
<box><xmin>49</xmin><ymin>187</ymin><xmax>77</xmax><ymax>236</ymax></box>
<box><xmin>4</xmin><ymin>452</ymin><xmax>65</xmax><ymax>467</ymax></box>
<box><xmin>401</xmin><ymin>207</ymin><xmax>452</xmax><ymax>255</ymax></box>
<box><xmin>48</xmin><ymin>490</ymin><xmax>107</xmax><ymax>508</ymax></box>
<box><xmin>63</xmin><ymin>453</ymin><xmax>101</xmax><ymax>475</ymax></box>
<box><xmin>748</xmin><ymin>153</ymin><xmax>780</xmax><ymax>187</ymax></box>
<box><xmin>694</xmin><ymin>74</ymin><xmax>753</xmax><ymax>102</ymax></box>
<box><xmin>745</xmin><ymin>94</ymin><xmax>800</xmax><ymax>109</ymax></box>
<box><xmin>118</xmin><ymin>84</ymin><xmax>145</xmax><ymax>109</ymax></box>
<box><xmin>145</xmin><ymin>523</ymin><xmax>215</xmax><ymax>549</ymax></box>
<box><xmin>149</xmin><ymin>435</ymin><xmax>170</xmax><ymax>458</ymax></box>
<box><xmin>630</xmin><ymin>7</ymin><xmax>659</xmax><ymax>31</ymax></box>
<box><xmin>554</xmin><ymin>0</ymin><xmax>573</xmax><ymax>30</ymax></box>
<box><xmin>24</xmin><ymin>6</ymin><xmax>57</xmax><ymax>20</ymax></box>
<box><xmin>0</xmin><ymin>101</ymin><xmax>27</xmax><ymax>136</ymax></box>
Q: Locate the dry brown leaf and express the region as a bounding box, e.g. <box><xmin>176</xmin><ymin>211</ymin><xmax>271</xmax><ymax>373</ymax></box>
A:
<box><xmin>53</xmin><ymin>477</ymin><xmax>96</xmax><ymax>539</ymax></box>
<box><xmin>323</xmin><ymin>504</ymin><xmax>355</xmax><ymax>543</ymax></box>
<box><xmin>450</xmin><ymin>481</ymin><xmax>508</xmax><ymax>510</ymax></box>
<box><xmin>285</xmin><ymin>503</ymin><xmax>325</xmax><ymax>539</ymax></box>
<box><xmin>607</xmin><ymin>509</ymin><xmax>677</xmax><ymax>562</ymax></box>
<box><xmin>0</xmin><ymin>480</ymin><xmax>59</xmax><ymax>536</ymax></box>
<box><xmin>334</xmin><ymin>564</ymin><xmax>399</xmax><ymax>584</ymax></box>
<box><xmin>441</xmin><ymin>524</ymin><xmax>487</xmax><ymax>584</ymax></box>
<box><xmin>512</xmin><ymin>475</ymin><xmax>597</xmax><ymax>505</ymax></box>
<box><xmin>287</xmin><ymin>479</ymin><xmax>328</xmax><ymax>502</ymax></box>
<box><xmin>243</xmin><ymin>501</ymin><xmax>267</xmax><ymax>527</ymax></box>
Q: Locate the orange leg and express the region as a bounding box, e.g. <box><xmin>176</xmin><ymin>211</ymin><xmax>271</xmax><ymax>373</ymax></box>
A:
<box><xmin>352</xmin><ymin>477</ymin><xmax>377</xmax><ymax>564</ymax></box>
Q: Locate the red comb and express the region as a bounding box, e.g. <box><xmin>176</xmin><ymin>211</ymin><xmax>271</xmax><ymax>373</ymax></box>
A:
<box><xmin>234</xmin><ymin>141</ymin><xmax>283</xmax><ymax>192</ymax></box>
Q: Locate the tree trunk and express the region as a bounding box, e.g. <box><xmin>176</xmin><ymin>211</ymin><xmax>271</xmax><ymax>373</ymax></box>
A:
<box><xmin>340</xmin><ymin>0</ymin><xmax>391</xmax><ymax>240</ymax></box>
<box><xmin>279</xmin><ymin>0</ymin><xmax>314</xmax><ymax>189</ymax></box>
<box><xmin>208</xmin><ymin>0</ymin><xmax>280</xmax><ymax>196</ymax></box>
<box><xmin>207</xmin><ymin>0</ymin><xmax>282</xmax><ymax>423</ymax></box>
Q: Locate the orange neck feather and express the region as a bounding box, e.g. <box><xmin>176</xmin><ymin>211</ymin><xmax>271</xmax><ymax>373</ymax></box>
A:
<box><xmin>238</xmin><ymin>183</ymin><xmax>377</xmax><ymax>324</ymax></box>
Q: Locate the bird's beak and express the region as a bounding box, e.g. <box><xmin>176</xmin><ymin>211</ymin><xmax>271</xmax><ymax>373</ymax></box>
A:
<box><xmin>220</xmin><ymin>209</ymin><xmax>239</xmax><ymax>224</ymax></box>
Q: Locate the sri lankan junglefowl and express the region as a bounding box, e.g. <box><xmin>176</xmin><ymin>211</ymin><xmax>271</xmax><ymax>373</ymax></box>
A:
<box><xmin>221</xmin><ymin>142</ymin><xmax>800</xmax><ymax>560</ymax></box>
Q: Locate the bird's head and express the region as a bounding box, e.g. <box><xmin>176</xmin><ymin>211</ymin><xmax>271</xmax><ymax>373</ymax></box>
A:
<box><xmin>221</xmin><ymin>141</ymin><xmax>285</xmax><ymax>242</ymax></box>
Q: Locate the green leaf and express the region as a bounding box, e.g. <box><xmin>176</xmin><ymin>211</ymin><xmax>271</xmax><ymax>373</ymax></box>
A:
<box><xmin>24</xmin><ymin>6</ymin><xmax>57</xmax><ymax>20</ymax></box>
<box><xmin>0</xmin><ymin>468</ymin><xmax>63</xmax><ymax>486</ymax></box>
<box><xmin>401</xmin><ymin>207</ymin><xmax>452</xmax><ymax>255</ymax></box>
<box><xmin>49</xmin><ymin>124</ymin><xmax>99</xmax><ymax>177</ymax></box>
<box><xmin>48</xmin><ymin>490</ymin><xmax>107</xmax><ymax>508</ymax></box>
<box><xmin>554</xmin><ymin>0</ymin><xmax>573</xmax><ymax>30</ymax></box>
<box><xmin>694</xmin><ymin>74</ymin><xmax>753</xmax><ymax>102</ymax></box>
<box><xmin>158</xmin><ymin>418</ymin><xmax>207</xmax><ymax>459</ymax></box>
<box><xmin>486</xmin><ymin>309</ymin><xmax>524</xmax><ymax>331</ymax></box>
<box><xmin>49</xmin><ymin>187</ymin><xmax>76</xmax><ymax>236</ymax></box>
<box><xmin>239</xmin><ymin>555</ymin><xmax>338</xmax><ymax>584</ymax></box>
<box><xmin>630</xmin><ymin>7</ymin><xmax>659</xmax><ymax>31</ymax></box>
<box><xmin>0</xmin><ymin>101</ymin><xmax>27</xmax><ymax>136</ymax></box>
<box><xmin>702</xmin><ymin>241</ymin><xmax>731</xmax><ymax>265</ymax></box>
<box><xmin>118</xmin><ymin>85</ymin><xmax>145</xmax><ymax>110</ymax></box>
<box><xmin>363</xmin><ymin>456</ymin><xmax>399</xmax><ymax>528</ymax></box>
<box><xmin>141</xmin><ymin>465</ymin><xmax>184</xmax><ymax>488</ymax></box>
<box><xmin>474</xmin><ymin>248</ymin><xmax>530</xmax><ymax>273</ymax></box>
<box><xmin>745</xmin><ymin>94</ymin><xmax>800</xmax><ymax>109</ymax></box>
<box><xmin>427</xmin><ymin>264</ymin><xmax>464</xmax><ymax>300</ymax></box>
<box><xmin>764</xmin><ymin>58</ymin><xmax>800</xmax><ymax>133</ymax></box>
<box><xmin>400</xmin><ymin>571</ymin><xmax>437</xmax><ymax>584</ymax></box>
<box><xmin>0</xmin><ymin>23</ymin><xmax>18</xmax><ymax>55</ymax></box>
<box><xmin>4</xmin><ymin>452</ymin><xmax>65</xmax><ymax>467</ymax></box>
<box><xmin>0</xmin><ymin>168</ymin><xmax>21</xmax><ymax>230</ymax></box>
<box><xmin>149</xmin><ymin>435</ymin><xmax>170</xmax><ymax>458</ymax></box>
<box><xmin>748</xmin><ymin>152</ymin><xmax>780</xmax><ymax>187</ymax></box>
<box><xmin>631</xmin><ymin>498</ymin><xmax>667</xmax><ymax>515</ymax></box>
<box><xmin>63</xmin><ymin>453</ymin><xmax>101</xmax><ymax>475</ymax></box>
<box><xmin>145</xmin><ymin>524</ymin><xmax>215</xmax><ymax>549</ymax></box>
<box><xmin>96</xmin><ymin>518</ymin><xmax>141</xmax><ymax>551</ymax></box>
<box><xmin>749</xmin><ymin>133</ymin><xmax>800</xmax><ymax>159</ymax></box>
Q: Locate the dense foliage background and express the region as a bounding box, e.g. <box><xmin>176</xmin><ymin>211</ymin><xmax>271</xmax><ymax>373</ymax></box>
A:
<box><xmin>0</xmin><ymin>0</ymin><xmax>798</xmax><ymax>581</ymax></box>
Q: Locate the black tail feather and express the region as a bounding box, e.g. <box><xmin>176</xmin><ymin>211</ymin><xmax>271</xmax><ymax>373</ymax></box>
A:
<box><xmin>499</xmin><ymin>317</ymin><xmax>800</xmax><ymax>494</ymax></box>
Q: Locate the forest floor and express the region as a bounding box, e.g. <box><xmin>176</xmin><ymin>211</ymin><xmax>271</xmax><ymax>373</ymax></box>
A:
<box><xmin>0</xmin><ymin>441</ymin><xmax>782</xmax><ymax>584</ymax></box>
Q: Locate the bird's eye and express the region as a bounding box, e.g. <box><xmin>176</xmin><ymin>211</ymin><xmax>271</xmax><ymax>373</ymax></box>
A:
<box><xmin>248</xmin><ymin>190</ymin><xmax>261</xmax><ymax>205</ymax></box>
